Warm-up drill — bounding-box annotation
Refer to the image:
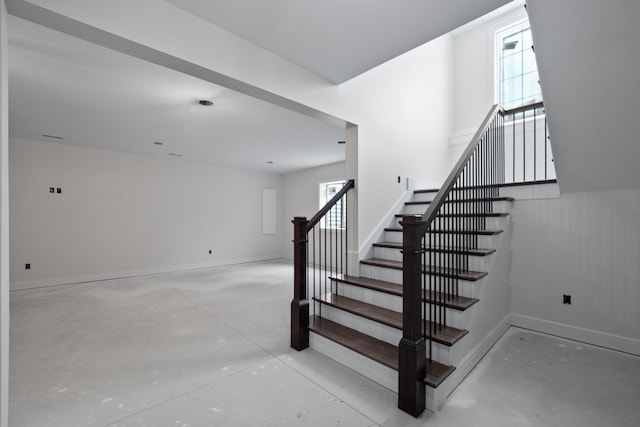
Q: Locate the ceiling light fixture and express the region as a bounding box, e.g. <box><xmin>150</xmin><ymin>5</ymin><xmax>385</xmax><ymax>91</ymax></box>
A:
<box><xmin>42</xmin><ymin>134</ymin><xmax>64</xmax><ymax>140</ymax></box>
<box><xmin>267</xmin><ymin>161</ymin><xmax>274</xmax><ymax>164</ymax></box>
<box><xmin>198</xmin><ymin>100</ymin><xmax>213</xmax><ymax>106</ymax></box>
<box><xmin>168</xmin><ymin>153</ymin><xmax>183</xmax><ymax>157</ymax></box>
<box><xmin>337</xmin><ymin>140</ymin><xmax>346</xmax><ymax>144</ymax></box>
<box><xmin>153</xmin><ymin>141</ymin><xmax>164</xmax><ymax>146</ymax></box>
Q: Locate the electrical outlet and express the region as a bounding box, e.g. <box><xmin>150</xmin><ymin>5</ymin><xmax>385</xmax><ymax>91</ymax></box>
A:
<box><xmin>57</xmin><ymin>188</ymin><xmax>62</xmax><ymax>194</ymax></box>
<box><xmin>25</xmin><ymin>263</ymin><xmax>31</xmax><ymax>270</ymax></box>
<box><xmin>49</xmin><ymin>187</ymin><xmax>54</xmax><ymax>193</ymax></box>
<box><xmin>397</xmin><ymin>176</ymin><xmax>401</xmax><ymax>183</ymax></box>
<box><xmin>209</xmin><ymin>250</ymin><xmax>212</xmax><ymax>254</ymax></box>
<box><xmin>563</xmin><ymin>294</ymin><xmax>572</xmax><ymax>305</ymax></box>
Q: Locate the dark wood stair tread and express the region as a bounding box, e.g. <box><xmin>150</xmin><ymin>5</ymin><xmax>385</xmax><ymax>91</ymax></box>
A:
<box><xmin>405</xmin><ymin>197</ymin><xmax>514</xmax><ymax>206</ymax></box>
<box><xmin>331</xmin><ymin>274</ymin><xmax>478</xmax><ymax>311</ymax></box>
<box><xmin>373</xmin><ymin>242</ymin><xmax>496</xmax><ymax>257</ymax></box>
<box><xmin>332</xmin><ymin>274</ymin><xmax>402</xmax><ymax>295</ymax></box>
<box><xmin>384</xmin><ymin>227</ymin><xmax>503</xmax><ymax>236</ymax></box>
<box><xmin>395</xmin><ymin>212</ymin><xmax>509</xmax><ymax>218</ymax></box>
<box><xmin>361</xmin><ymin>258</ymin><xmax>488</xmax><ymax>281</ymax></box>
<box><xmin>309</xmin><ymin>316</ymin><xmax>455</xmax><ymax>387</ymax></box>
<box><xmin>314</xmin><ymin>293</ymin><xmax>468</xmax><ymax>346</ymax></box>
<box><xmin>314</xmin><ymin>293</ymin><xmax>401</xmax><ymax>329</ymax></box>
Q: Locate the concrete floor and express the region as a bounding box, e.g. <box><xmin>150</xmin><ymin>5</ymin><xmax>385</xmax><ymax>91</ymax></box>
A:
<box><xmin>9</xmin><ymin>260</ymin><xmax>640</xmax><ymax>426</ymax></box>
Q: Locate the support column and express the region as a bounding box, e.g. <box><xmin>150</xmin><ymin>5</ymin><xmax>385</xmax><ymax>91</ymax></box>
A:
<box><xmin>291</xmin><ymin>217</ymin><xmax>309</xmax><ymax>351</ymax></box>
<box><xmin>398</xmin><ymin>215</ymin><xmax>426</xmax><ymax>417</ymax></box>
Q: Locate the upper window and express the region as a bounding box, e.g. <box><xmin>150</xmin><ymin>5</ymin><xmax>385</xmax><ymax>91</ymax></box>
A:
<box><xmin>496</xmin><ymin>21</ymin><xmax>542</xmax><ymax>110</ymax></box>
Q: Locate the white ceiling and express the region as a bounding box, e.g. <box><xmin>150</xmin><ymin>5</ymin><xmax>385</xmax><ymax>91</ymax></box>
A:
<box><xmin>164</xmin><ymin>0</ymin><xmax>511</xmax><ymax>84</ymax></box>
<box><xmin>527</xmin><ymin>0</ymin><xmax>640</xmax><ymax>192</ymax></box>
<box><xmin>7</xmin><ymin>0</ymin><xmax>514</xmax><ymax>175</ymax></box>
<box><xmin>8</xmin><ymin>15</ymin><xmax>346</xmax><ymax>174</ymax></box>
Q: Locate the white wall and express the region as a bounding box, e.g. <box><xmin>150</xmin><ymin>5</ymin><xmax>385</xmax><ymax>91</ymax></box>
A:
<box><xmin>510</xmin><ymin>189</ymin><xmax>640</xmax><ymax>341</ymax></box>
<box><xmin>338</xmin><ymin>36</ymin><xmax>454</xmax><ymax>246</ymax></box>
<box><xmin>282</xmin><ymin>162</ymin><xmax>345</xmax><ymax>260</ymax></box>
<box><xmin>11</xmin><ymin>0</ymin><xmax>454</xmax><ymax>255</ymax></box>
<box><xmin>0</xmin><ymin>1</ymin><xmax>9</xmax><ymax>424</ymax></box>
<box><xmin>449</xmin><ymin>6</ymin><xmax>528</xmax><ymax>165</ymax></box>
<box><xmin>9</xmin><ymin>137</ymin><xmax>285</xmax><ymax>289</ymax></box>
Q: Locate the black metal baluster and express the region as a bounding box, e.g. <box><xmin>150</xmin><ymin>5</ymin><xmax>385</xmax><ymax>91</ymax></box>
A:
<box><xmin>545</xmin><ymin>113</ymin><xmax>548</xmax><ymax>180</ymax></box>
<box><xmin>512</xmin><ymin>111</ymin><xmax>516</xmax><ymax>183</ymax></box>
<box><xmin>522</xmin><ymin>110</ymin><xmax>526</xmax><ymax>182</ymax></box>
<box><xmin>534</xmin><ymin>107</ymin><xmax>537</xmax><ymax>181</ymax></box>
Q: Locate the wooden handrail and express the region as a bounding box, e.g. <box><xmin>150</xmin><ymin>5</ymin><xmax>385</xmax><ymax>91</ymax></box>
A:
<box><xmin>306</xmin><ymin>179</ymin><xmax>355</xmax><ymax>232</ymax></box>
<box><xmin>420</xmin><ymin>104</ymin><xmax>503</xmax><ymax>233</ymax></box>
<box><xmin>503</xmin><ymin>101</ymin><xmax>544</xmax><ymax>116</ymax></box>
<box><xmin>419</xmin><ymin>100</ymin><xmax>544</xmax><ymax>233</ymax></box>
<box><xmin>291</xmin><ymin>178</ymin><xmax>355</xmax><ymax>351</ymax></box>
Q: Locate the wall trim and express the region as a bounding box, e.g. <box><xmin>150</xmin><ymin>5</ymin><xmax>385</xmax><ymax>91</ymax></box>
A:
<box><xmin>510</xmin><ymin>314</ymin><xmax>640</xmax><ymax>357</ymax></box>
<box><xmin>10</xmin><ymin>255</ymin><xmax>288</xmax><ymax>291</ymax></box>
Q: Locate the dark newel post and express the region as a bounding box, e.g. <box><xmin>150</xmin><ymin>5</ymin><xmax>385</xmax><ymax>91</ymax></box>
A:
<box><xmin>398</xmin><ymin>215</ymin><xmax>426</xmax><ymax>416</ymax></box>
<box><xmin>291</xmin><ymin>217</ymin><xmax>309</xmax><ymax>351</ymax></box>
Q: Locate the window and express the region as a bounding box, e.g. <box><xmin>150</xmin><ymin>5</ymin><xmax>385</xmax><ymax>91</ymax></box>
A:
<box><xmin>319</xmin><ymin>180</ymin><xmax>346</xmax><ymax>229</ymax></box>
<box><xmin>496</xmin><ymin>21</ymin><xmax>542</xmax><ymax>110</ymax></box>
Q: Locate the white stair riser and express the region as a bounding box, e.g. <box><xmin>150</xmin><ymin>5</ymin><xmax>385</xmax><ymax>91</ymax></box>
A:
<box><xmin>320</xmin><ymin>305</ymin><xmax>402</xmax><ymax>345</ymax></box>
<box><xmin>383</xmin><ymin>230</ymin><xmax>501</xmax><ymax>248</ymax></box>
<box><xmin>402</xmin><ymin>204</ymin><xmax>430</xmax><ymax>215</ymax></box>
<box><xmin>424</xmin><ymin>303</ymin><xmax>476</xmax><ymax>330</ymax></box>
<box><xmin>372</xmin><ymin>247</ymin><xmax>490</xmax><ymax>271</ymax></box>
<box><xmin>309</xmin><ymin>332</ymin><xmax>398</xmax><ymax>393</ymax></box>
<box><xmin>383</xmin><ymin>231</ymin><xmax>403</xmax><ymax>243</ymax></box>
<box><xmin>318</xmin><ymin>305</ymin><xmax>456</xmax><ymax>366</ymax></box>
<box><xmin>411</xmin><ymin>192</ymin><xmax>437</xmax><ymax>203</ymax></box>
<box><xmin>402</xmin><ymin>200</ymin><xmax>511</xmax><ymax>216</ymax></box>
<box><xmin>332</xmin><ymin>282</ymin><xmax>473</xmax><ymax>329</ymax></box>
<box><xmin>428</xmin><ymin>334</ymin><xmax>467</xmax><ymax>367</ymax></box>
<box><xmin>311</xmin><ymin>327</ymin><xmax>468</xmax><ymax>411</ymax></box>
<box><xmin>359</xmin><ymin>264</ymin><xmax>483</xmax><ymax>298</ymax></box>
<box><xmin>334</xmin><ymin>282</ymin><xmax>402</xmax><ymax>312</ymax></box>
<box><xmin>393</xmin><ymin>216</ymin><xmax>504</xmax><ymax>230</ymax></box>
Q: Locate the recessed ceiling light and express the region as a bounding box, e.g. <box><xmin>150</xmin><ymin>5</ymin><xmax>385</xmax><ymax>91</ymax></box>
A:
<box><xmin>267</xmin><ymin>161</ymin><xmax>274</xmax><ymax>164</ymax></box>
<box><xmin>153</xmin><ymin>141</ymin><xmax>164</xmax><ymax>146</ymax></box>
<box><xmin>42</xmin><ymin>134</ymin><xmax>64</xmax><ymax>140</ymax></box>
<box><xmin>168</xmin><ymin>153</ymin><xmax>183</xmax><ymax>157</ymax></box>
<box><xmin>337</xmin><ymin>140</ymin><xmax>346</xmax><ymax>144</ymax></box>
<box><xmin>198</xmin><ymin>100</ymin><xmax>213</xmax><ymax>106</ymax></box>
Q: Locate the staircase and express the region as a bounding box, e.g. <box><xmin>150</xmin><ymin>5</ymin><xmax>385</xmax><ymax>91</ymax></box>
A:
<box><xmin>307</xmin><ymin>187</ymin><xmax>513</xmax><ymax>409</ymax></box>
<box><xmin>291</xmin><ymin>102</ymin><xmax>551</xmax><ymax>416</ymax></box>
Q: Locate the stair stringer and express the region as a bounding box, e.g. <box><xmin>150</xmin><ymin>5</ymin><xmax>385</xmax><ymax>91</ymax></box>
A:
<box><xmin>426</xmin><ymin>212</ymin><xmax>514</xmax><ymax>410</ymax></box>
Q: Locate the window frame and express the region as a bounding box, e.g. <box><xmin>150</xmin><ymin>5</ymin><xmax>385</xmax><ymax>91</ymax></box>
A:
<box><xmin>494</xmin><ymin>19</ymin><xmax>543</xmax><ymax>111</ymax></box>
<box><xmin>318</xmin><ymin>179</ymin><xmax>347</xmax><ymax>230</ymax></box>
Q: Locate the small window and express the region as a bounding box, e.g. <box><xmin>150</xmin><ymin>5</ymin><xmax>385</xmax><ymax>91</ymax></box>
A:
<box><xmin>496</xmin><ymin>20</ymin><xmax>542</xmax><ymax>110</ymax></box>
<box><xmin>319</xmin><ymin>180</ymin><xmax>346</xmax><ymax>229</ymax></box>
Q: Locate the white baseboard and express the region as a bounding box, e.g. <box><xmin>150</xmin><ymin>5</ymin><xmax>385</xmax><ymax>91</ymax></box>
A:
<box><xmin>510</xmin><ymin>314</ymin><xmax>640</xmax><ymax>356</ymax></box>
<box><xmin>10</xmin><ymin>255</ymin><xmax>287</xmax><ymax>291</ymax></box>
